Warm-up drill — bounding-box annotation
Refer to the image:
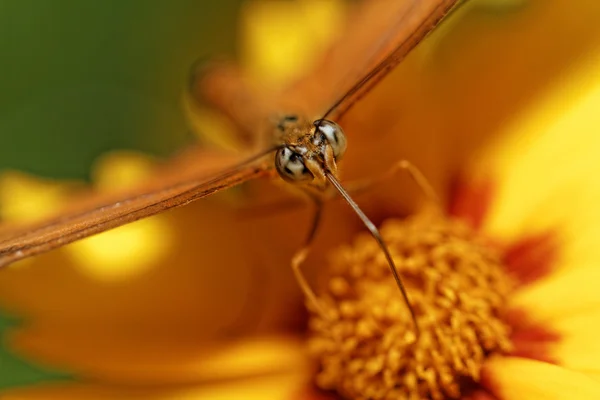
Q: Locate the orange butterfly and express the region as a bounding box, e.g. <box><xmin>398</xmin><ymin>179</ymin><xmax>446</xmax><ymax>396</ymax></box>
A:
<box><xmin>0</xmin><ymin>0</ymin><xmax>459</xmax><ymax>332</ymax></box>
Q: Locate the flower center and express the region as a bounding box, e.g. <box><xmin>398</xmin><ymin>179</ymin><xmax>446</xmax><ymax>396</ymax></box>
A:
<box><xmin>308</xmin><ymin>210</ymin><xmax>514</xmax><ymax>399</ymax></box>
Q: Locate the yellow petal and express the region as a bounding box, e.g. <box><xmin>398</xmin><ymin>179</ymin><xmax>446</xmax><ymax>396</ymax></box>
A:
<box><xmin>508</xmin><ymin>264</ymin><xmax>600</xmax><ymax>375</ymax></box>
<box><xmin>482</xmin><ymin>356</ymin><xmax>600</xmax><ymax>400</ymax></box>
<box><xmin>543</xmin><ymin>308</ymin><xmax>600</xmax><ymax>378</ymax></box>
<box><xmin>0</xmin><ymin>144</ymin><xmax>316</xmax><ymax>374</ymax></box>
<box><xmin>240</xmin><ymin>0</ymin><xmax>345</xmax><ymax>87</ymax></box>
<box><xmin>90</xmin><ymin>151</ymin><xmax>157</xmax><ymax>191</ymax></box>
<box><xmin>70</xmin><ymin>152</ymin><xmax>175</xmax><ymax>279</ymax></box>
<box><xmin>0</xmin><ymin>152</ymin><xmax>175</xmax><ymax>280</ymax></box>
<box><xmin>509</xmin><ymin>264</ymin><xmax>600</xmax><ymax>326</ymax></box>
<box><xmin>8</xmin><ymin>329</ymin><xmax>306</xmax><ymax>386</ymax></box>
<box><xmin>74</xmin><ymin>152</ymin><xmax>176</xmax><ymax>279</ymax></box>
<box><xmin>474</xmin><ymin>48</ymin><xmax>600</xmax><ymax>273</ymax></box>
<box><xmin>0</xmin><ymin>369</ymin><xmax>307</xmax><ymax>400</ymax></box>
<box><xmin>0</xmin><ymin>172</ymin><xmax>81</xmax><ymax>223</ymax></box>
<box><xmin>0</xmin><ymin>198</ymin><xmax>306</xmax><ymax>362</ymax></box>
<box><xmin>428</xmin><ymin>0</ymin><xmax>600</xmax><ymax>168</ymax></box>
<box><xmin>65</xmin><ymin>214</ymin><xmax>174</xmax><ymax>281</ymax></box>
<box><xmin>0</xmin><ymin>162</ymin><xmax>355</xmax><ymax>378</ymax></box>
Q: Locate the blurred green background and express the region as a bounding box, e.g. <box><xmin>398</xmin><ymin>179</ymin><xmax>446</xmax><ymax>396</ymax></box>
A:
<box><xmin>0</xmin><ymin>0</ymin><xmax>242</xmax><ymax>389</ymax></box>
<box><xmin>0</xmin><ymin>0</ymin><xmax>243</xmax><ymax>179</ymax></box>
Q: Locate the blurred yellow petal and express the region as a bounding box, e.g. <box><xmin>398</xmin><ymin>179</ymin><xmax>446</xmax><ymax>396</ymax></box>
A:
<box><xmin>0</xmin><ymin>172</ymin><xmax>81</xmax><ymax>223</ymax></box>
<box><xmin>8</xmin><ymin>330</ymin><xmax>305</xmax><ymax>386</ymax></box>
<box><xmin>425</xmin><ymin>0</ymin><xmax>600</xmax><ymax>197</ymax></box>
<box><xmin>183</xmin><ymin>102</ymin><xmax>241</xmax><ymax>152</ymax></box>
<box><xmin>509</xmin><ymin>281</ymin><xmax>600</xmax><ymax>376</ymax></box>
<box><xmin>66</xmin><ymin>215</ymin><xmax>174</xmax><ymax>281</ymax></box>
<box><xmin>0</xmin><ymin>185</ymin><xmax>315</xmax><ymax>377</ymax></box>
<box><xmin>72</xmin><ymin>152</ymin><xmax>176</xmax><ymax>280</ymax></box>
<box><xmin>546</xmin><ymin>308</ymin><xmax>600</xmax><ymax>378</ymax></box>
<box><xmin>241</xmin><ymin>0</ymin><xmax>345</xmax><ymax>86</ymax></box>
<box><xmin>509</xmin><ymin>264</ymin><xmax>600</xmax><ymax>326</ymax></box>
<box><xmin>475</xmin><ymin>49</ymin><xmax>600</xmax><ymax>273</ymax></box>
<box><xmin>482</xmin><ymin>357</ymin><xmax>600</xmax><ymax>400</ymax></box>
<box><xmin>183</xmin><ymin>371</ymin><xmax>306</xmax><ymax>400</ymax></box>
<box><xmin>59</xmin><ymin>150</ymin><xmax>175</xmax><ymax>280</ymax></box>
<box><xmin>90</xmin><ymin>151</ymin><xmax>157</xmax><ymax>190</ymax></box>
<box><xmin>1</xmin><ymin>369</ymin><xmax>307</xmax><ymax>400</ymax></box>
<box><xmin>0</xmin><ymin>173</ymin><xmax>81</xmax><ymax>270</ymax></box>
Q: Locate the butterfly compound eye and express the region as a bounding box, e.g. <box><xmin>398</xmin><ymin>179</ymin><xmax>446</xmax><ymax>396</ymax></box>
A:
<box><xmin>315</xmin><ymin>119</ymin><xmax>347</xmax><ymax>159</ymax></box>
<box><xmin>275</xmin><ymin>147</ymin><xmax>313</xmax><ymax>182</ymax></box>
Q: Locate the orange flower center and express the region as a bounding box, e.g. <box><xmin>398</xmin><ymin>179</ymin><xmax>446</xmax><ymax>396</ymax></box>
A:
<box><xmin>308</xmin><ymin>210</ymin><xmax>514</xmax><ymax>399</ymax></box>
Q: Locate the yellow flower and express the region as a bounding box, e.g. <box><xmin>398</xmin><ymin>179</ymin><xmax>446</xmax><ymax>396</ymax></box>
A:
<box><xmin>3</xmin><ymin>0</ymin><xmax>600</xmax><ymax>399</ymax></box>
<box><xmin>302</xmin><ymin>0</ymin><xmax>600</xmax><ymax>398</ymax></box>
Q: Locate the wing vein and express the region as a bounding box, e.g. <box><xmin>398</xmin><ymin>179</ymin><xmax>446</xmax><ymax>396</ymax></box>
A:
<box><xmin>0</xmin><ymin>156</ymin><xmax>272</xmax><ymax>267</ymax></box>
<box><xmin>322</xmin><ymin>0</ymin><xmax>460</xmax><ymax>121</ymax></box>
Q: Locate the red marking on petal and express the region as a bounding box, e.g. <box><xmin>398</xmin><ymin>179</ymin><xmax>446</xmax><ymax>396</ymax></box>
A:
<box><xmin>461</xmin><ymin>389</ymin><xmax>499</xmax><ymax>400</ymax></box>
<box><xmin>510</xmin><ymin>339</ymin><xmax>558</xmax><ymax>364</ymax></box>
<box><xmin>283</xmin><ymin>298</ymin><xmax>310</xmax><ymax>334</ymax></box>
<box><xmin>506</xmin><ymin>308</ymin><xmax>561</xmax><ymax>364</ymax></box>
<box><xmin>459</xmin><ymin>376</ymin><xmax>500</xmax><ymax>400</ymax></box>
<box><xmin>293</xmin><ymin>385</ymin><xmax>342</xmax><ymax>400</ymax></box>
<box><xmin>448</xmin><ymin>176</ymin><xmax>494</xmax><ymax>230</ymax></box>
<box><xmin>479</xmin><ymin>363</ymin><xmax>502</xmax><ymax>399</ymax></box>
<box><xmin>503</xmin><ymin>232</ymin><xmax>559</xmax><ymax>285</ymax></box>
<box><xmin>505</xmin><ymin>308</ymin><xmax>529</xmax><ymax>330</ymax></box>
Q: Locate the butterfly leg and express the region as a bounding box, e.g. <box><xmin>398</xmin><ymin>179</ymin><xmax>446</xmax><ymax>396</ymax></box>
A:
<box><xmin>345</xmin><ymin>159</ymin><xmax>441</xmax><ymax>208</ymax></box>
<box><xmin>291</xmin><ymin>200</ymin><xmax>332</xmax><ymax>319</ymax></box>
<box><xmin>263</xmin><ymin>161</ymin><xmax>439</xmax><ymax>215</ymax></box>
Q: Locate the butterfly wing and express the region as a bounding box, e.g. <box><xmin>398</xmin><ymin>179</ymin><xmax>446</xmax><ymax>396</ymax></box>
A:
<box><xmin>0</xmin><ymin>149</ymin><xmax>272</xmax><ymax>267</ymax></box>
<box><xmin>187</xmin><ymin>61</ymin><xmax>280</xmax><ymax>149</ymax></box>
<box><xmin>280</xmin><ymin>0</ymin><xmax>461</xmax><ymax>119</ymax></box>
<box><xmin>191</xmin><ymin>1</ymin><xmax>460</xmax><ymax>137</ymax></box>
<box><xmin>0</xmin><ymin>0</ymin><xmax>459</xmax><ymax>267</ymax></box>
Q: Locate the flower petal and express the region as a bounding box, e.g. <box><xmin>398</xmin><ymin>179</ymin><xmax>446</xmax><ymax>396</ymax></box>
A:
<box><xmin>448</xmin><ymin>176</ymin><xmax>494</xmax><ymax>230</ymax></box>
<box><xmin>476</xmin><ymin>49</ymin><xmax>600</xmax><ymax>274</ymax></box>
<box><xmin>542</xmin><ymin>308</ymin><xmax>600</xmax><ymax>377</ymax></box>
<box><xmin>0</xmin><ymin>370</ymin><xmax>307</xmax><ymax>400</ymax></box>
<box><xmin>8</xmin><ymin>329</ymin><xmax>306</xmax><ymax>386</ymax></box>
<box><xmin>0</xmin><ymin>172</ymin><xmax>81</xmax><ymax>223</ymax></box>
<box><xmin>482</xmin><ymin>356</ymin><xmax>600</xmax><ymax>400</ymax></box>
<box><xmin>293</xmin><ymin>387</ymin><xmax>341</xmax><ymax>400</ymax></box>
<box><xmin>507</xmin><ymin>265</ymin><xmax>600</xmax><ymax>368</ymax></box>
<box><xmin>508</xmin><ymin>264</ymin><xmax>600</xmax><ymax>327</ymax></box>
<box><xmin>241</xmin><ymin>0</ymin><xmax>345</xmax><ymax>86</ymax></box>
<box><xmin>502</xmin><ymin>232</ymin><xmax>558</xmax><ymax>285</ymax></box>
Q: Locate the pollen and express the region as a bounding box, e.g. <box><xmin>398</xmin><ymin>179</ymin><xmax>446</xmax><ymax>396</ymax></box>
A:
<box><xmin>308</xmin><ymin>210</ymin><xmax>514</xmax><ymax>400</ymax></box>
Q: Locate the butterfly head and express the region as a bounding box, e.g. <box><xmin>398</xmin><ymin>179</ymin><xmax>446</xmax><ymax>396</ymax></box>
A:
<box><xmin>275</xmin><ymin>118</ymin><xmax>347</xmax><ymax>190</ymax></box>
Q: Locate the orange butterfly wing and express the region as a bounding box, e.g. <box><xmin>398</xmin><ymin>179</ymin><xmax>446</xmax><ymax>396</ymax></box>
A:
<box><xmin>280</xmin><ymin>0</ymin><xmax>460</xmax><ymax>119</ymax></box>
<box><xmin>195</xmin><ymin>0</ymin><xmax>459</xmax><ymax>134</ymax></box>
<box><xmin>0</xmin><ymin>149</ymin><xmax>271</xmax><ymax>267</ymax></box>
<box><xmin>0</xmin><ymin>0</ymin><xmax>459</xmax><ymax>268</ymax></box>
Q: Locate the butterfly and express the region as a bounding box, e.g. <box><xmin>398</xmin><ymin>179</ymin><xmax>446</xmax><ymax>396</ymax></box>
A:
<box><xmin>0</xmin><ymin>0</ymin><xmax>459</xmax><ymax>332</ymax></box>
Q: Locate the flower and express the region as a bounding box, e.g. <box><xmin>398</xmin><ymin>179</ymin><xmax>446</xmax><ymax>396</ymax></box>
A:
<box><xmin>303</xmin><ymin>0</ymin><xmax>600</xmax><ymax>398</ymax></box>
<box><xmin>308</xmin><ymin>209</ymin><xmax>515</xmax><ymax>399</ymax></box>
<box><xmin>3</xmin><ymin>0</ymin><xmax>600</xmax><ymax>399</ymax></box>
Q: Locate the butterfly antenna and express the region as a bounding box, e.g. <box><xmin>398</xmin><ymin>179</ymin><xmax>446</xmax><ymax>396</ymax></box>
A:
<box><xmin>326</xmin><ymin>173</ymin><xmax>419</xmax><ymax>336</ymax></box>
